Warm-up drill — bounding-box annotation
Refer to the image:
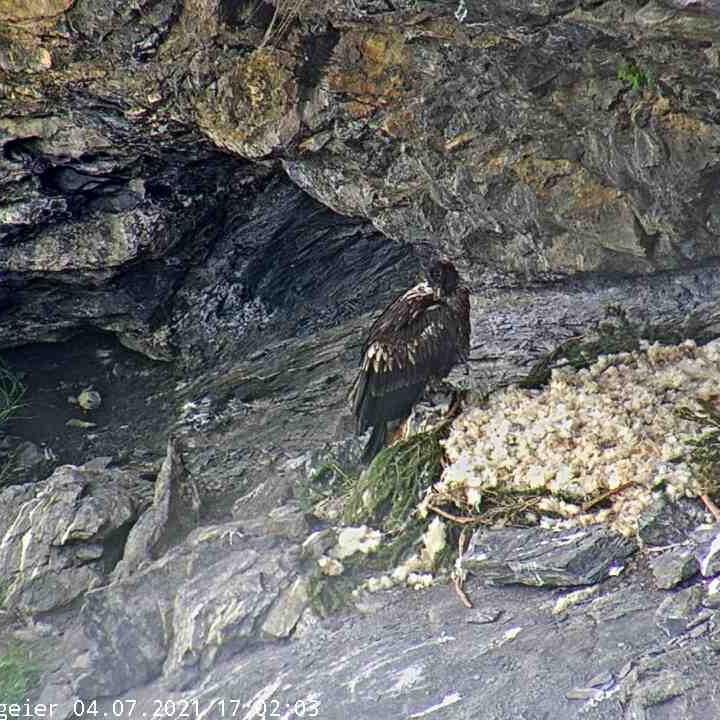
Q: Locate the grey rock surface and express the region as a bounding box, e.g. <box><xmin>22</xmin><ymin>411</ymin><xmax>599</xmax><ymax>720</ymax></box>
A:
<box><xmin>0</xmin><ymin>459</ymin><xmax>149</xmax><ymax>613</ymax></box>
<box><xmin>58</xmin><ymin>574</ymin><xmax>720</xmax><ymax>720</ymax></box>
<box><xmin>694</xmin><ymin>527</ymin><xmax>720</xmax><ymax>578</ymax></box>
<box><xmin>113</xmin><ymin>437</ymin><xmax>199</xmax><ymax>579</ymax></box>
<box><xmin>71</xmin><ymin>522</ymin><xmax>305</xmax><ymax>699</ymax></box>
<box><xmin>650</xmin><ymin>547</ymin><xmax>699</xmax><ymax>589</ymax></box>
<box><xmin>655</xmin><ymin>585</ymin><xmax>706</xmax><ymax>638</ymax></box>
<box><xmin>3</xmin><ymin>0</ymin><xmax>720</xmax><ymax>360</ymax></box>
<box><xmin>638</xmin><ymin>496</ymin><xmax>711</xmax><ymax>547</ymax></box>
<box><xmin>461</xmin><ymin>525</ymin><xmax>638</xmax><ymax>587</ymax></box>
<box><xmin>3</xmin><ymin>1</ymin><xmax>720</xmax><ymax>717</ymax></box>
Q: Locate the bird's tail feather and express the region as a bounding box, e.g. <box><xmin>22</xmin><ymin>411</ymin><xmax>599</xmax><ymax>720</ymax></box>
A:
<box><xmin>362</xmin><ymin>423</ymin><xmax>387</xmax><ymax>464</ymax></box>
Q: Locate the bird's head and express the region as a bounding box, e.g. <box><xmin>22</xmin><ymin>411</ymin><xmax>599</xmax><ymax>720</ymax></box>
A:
<box><xmin>426</xmin><ymin>259</ymin><xmax>459</xmax><ymax>298</ymax></box>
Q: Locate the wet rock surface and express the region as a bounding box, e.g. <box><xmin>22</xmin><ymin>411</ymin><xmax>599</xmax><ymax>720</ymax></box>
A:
<box><xmin>0</xmin><ymin>331</ymin><xmax>177</xmax><ymax>471</ymax></box>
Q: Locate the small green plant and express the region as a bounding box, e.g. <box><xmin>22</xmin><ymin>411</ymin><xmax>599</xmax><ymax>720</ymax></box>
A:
<box><xmin>0</xmin><ymin>362</ymin><xmax>24</xmax><ymax>428</ymax></box>
<box><xmin>296</xmin><ymin>461</ymin><xmax>356</xmax><ymax>514</ymax></box>
<box><xmin>0</xmin><ymin>645</ymin><xmax>40</xmax><ymax>704</ymax></box>
<box><xmin>617</xmin><ymin>63</ymin><xmax>649</xmax><ymax>92</ymax></box>
<box><xmin>0</xmin><ymin>363</ymin><xmax>24</xmax><ymax>484</ymax></box>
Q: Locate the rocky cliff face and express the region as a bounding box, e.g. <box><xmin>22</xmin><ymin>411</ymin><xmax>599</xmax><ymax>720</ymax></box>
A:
<box><xmin>2</xmin><ymin>1</ymin><xmax>720</xmax><ymax>718</ymax></box>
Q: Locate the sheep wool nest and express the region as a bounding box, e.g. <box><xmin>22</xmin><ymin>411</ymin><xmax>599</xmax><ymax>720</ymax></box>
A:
<box><xmin>440</xmin><ymin>338</ymin><xmax>720</xmax><ymax>536</ymax></box>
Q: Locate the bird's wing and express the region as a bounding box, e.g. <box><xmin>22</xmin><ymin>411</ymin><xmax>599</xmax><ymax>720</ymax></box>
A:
<box><xmin>356</xmin><ymin>286</ymin><xmax>465</xmax><ymax>399</ymax></box>
<box><xmin>350</xmin><ymin>284</ymin><xmax>472</xmax><ymax>432</ymax></box>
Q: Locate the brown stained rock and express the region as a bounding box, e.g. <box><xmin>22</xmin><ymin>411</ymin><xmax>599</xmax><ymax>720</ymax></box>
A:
<box><xmin>326</xmin><ymin>29</ymin><xmax>410</xmax><ymax>107</ymax></box>
<box><xmin>0</xmin><ymin>0</ymin><xmax>74</xmax><ymax>22</ymax></box>
<box><xmin>2</xmin><ymin>0</ymin><xmax>720</xmax><ymax>322</ymax></box>
<box><xmin>193</xmin><ymin>48</ymin><xmax>301</xmax><ymax>159</ymax></box>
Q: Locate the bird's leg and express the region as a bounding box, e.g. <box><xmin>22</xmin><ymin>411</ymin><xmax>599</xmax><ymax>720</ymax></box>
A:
<box><xmin>388</xmin><ymin>418</ymin><xmax>406</xmax><ymax>445</ymax></box>
<box><xmin>701</xmin><ymin>493</ymin><xmax>720</xmax><ymax>523</ymax></box>
<box><xmin>447</xmin><ymin>388</ymin><xmax>466</xmax><ymax>420</ymax></box>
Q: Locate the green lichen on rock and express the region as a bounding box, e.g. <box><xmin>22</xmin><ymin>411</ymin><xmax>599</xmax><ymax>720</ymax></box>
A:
<box><xmin>307</xmin><ymin>573</ymin><xmax>358</xmax><ymax>617</ymax></box>
<box><xmin>194</xmin><ymin>47</ymin><xmax>299</xmax><ymax>158</ymax></box>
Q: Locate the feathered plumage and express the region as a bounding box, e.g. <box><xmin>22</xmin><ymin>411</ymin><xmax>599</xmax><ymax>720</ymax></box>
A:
<box><xmin>350</xmin><ymin>260</ymin><xmax>470</xmax><ymax>462</ymax></box>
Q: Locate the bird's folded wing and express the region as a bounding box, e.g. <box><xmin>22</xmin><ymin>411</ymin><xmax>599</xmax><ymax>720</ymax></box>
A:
<box><xmin>360</xmin><ymin>301</ymin><xmax>461</xmax><ymax>396</ymax></box>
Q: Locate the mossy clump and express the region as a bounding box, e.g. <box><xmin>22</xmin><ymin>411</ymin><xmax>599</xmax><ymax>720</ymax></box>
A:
<box><xmin>0</xmin><ymin>645</ymin><xmax>40</xmax><ymax>704</ymax></box>
<box><xmin>307</xmin><ymin>573</ymin><xmax>358</xmax><ymax>617</ymax></box>
<box><xmin>677</xmin><ymin>399</ymin><xmax>720</xmax><ymax>500</ymax></box>
<box><xmin>339</xmin><ymin>426</ymin><xmax>452</xmax><ymax>571</ymax></box>
<box><xmin>617</xmin><ymin>63</ymin><xmax>650</xmax><ymax>92</ymax></box>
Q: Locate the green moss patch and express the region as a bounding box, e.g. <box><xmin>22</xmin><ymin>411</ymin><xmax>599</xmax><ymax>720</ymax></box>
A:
<box><xmin>341</xmin><ymin>426</ymin><xmax>457</xmax><ymax>571</ymax></box>
<box><xmin>520</xmin><ymin>306</ymin><xmax>686</xmax><ymax>389</ymax></box>
<box><xmin>617</xmin><ymin>63</ymin><xmax>651</xmax><ymax>92</ymax></box>
<box><xmin>0</xmin><ymin>644</ymin><xmax>40</xmax><ymax>705</ymax></box>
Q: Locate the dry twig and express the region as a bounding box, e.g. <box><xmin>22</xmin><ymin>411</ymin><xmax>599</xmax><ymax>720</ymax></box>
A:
<box><xmin>259</xmin><ymin>0</ymin><xmax>307</xmax><ymax>48</ymax></box>
<box><xmin>452</xmin><ymin>528</ymin><xmax>473</xmax><ymax>609</ymax></box>
<box><xmin>428</xmin><ymin>504</ymin><xmax>487</xmax><ymax>526</ymax></box>
<box><xmin>581</xmin><ymin>481</ymin><xmax>637</xmax><ymax>512</ymax></box>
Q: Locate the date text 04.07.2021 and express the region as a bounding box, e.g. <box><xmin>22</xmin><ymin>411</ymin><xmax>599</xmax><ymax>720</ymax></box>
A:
<box><xmin>70</xmin><ymin>697</ymin><xmax>322</xmax><ymax>718</ymax></box>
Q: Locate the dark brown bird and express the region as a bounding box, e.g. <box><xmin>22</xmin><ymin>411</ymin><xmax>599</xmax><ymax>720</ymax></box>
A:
<box><xmin>350</xmin><ymin>259</ymin><xmax>471</xmax><ymax>462</ymax></box>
